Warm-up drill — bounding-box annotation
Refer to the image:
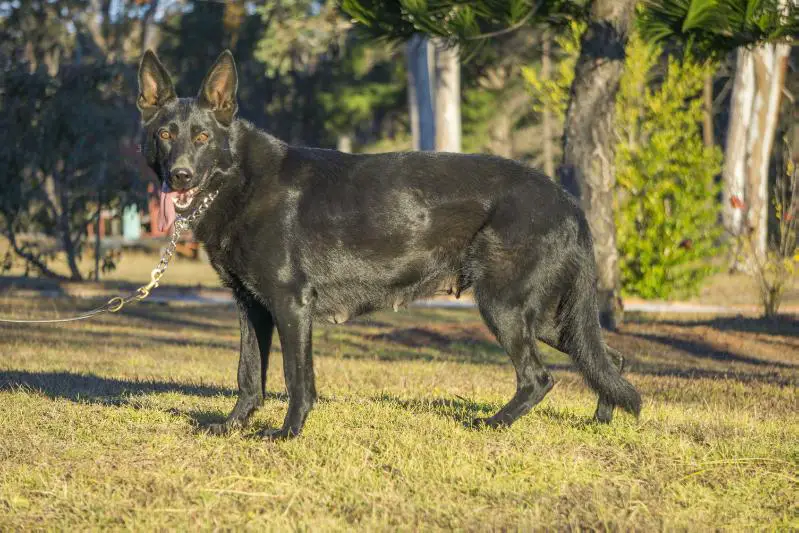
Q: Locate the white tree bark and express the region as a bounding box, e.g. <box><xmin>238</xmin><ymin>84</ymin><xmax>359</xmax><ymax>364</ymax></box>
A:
<box><xmin>337</xmin><ymin>134</ymin><xmax>353</xmax><ymax>153</ymax></box>
<box><xmin>433</xmin><ymin>40</ymin><xmax>461</xmax><ymax>153</ymax></box>
<box><xmin>722</xmin><ymin>48</ymin><xmax>754</xmax><ymax>238</ymax></box>
<box><xmin>722</xmin><ymin>43</ymin><xmax>790</xmax><ymax>257</ymax></box>
<box><xmin>406</xmin><ymin>35</ymin><xmax>436</xmax><ymax>151</ymax></box>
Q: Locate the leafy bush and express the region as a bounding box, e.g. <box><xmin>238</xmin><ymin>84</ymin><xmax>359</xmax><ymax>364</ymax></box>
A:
<box><xmin>615</xmin><ymin>33</ymin><xmax>723</xmax><ymax>299</ymax></box>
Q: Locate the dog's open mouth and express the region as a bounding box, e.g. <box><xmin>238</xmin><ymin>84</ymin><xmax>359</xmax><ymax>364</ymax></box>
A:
<box><xmin>172</xmin><ymin>187</ymin><xmax>199</xmax><ymax>209</ymax></box>
<box><xmin>158</xmin><ymin>183</ymin><xmax>203</xmax><ymax>232</ymax></box>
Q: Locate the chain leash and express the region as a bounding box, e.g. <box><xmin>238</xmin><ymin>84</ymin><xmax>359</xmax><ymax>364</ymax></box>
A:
<box><xmin>0</xmin><ymin>190</ymin><xmax>218</xmax><ymax>324</ymax></box>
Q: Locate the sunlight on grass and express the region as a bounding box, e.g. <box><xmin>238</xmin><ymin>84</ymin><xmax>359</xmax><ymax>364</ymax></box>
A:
<box><xmin>0</xmin><ymin>296</ymin><xmax>796</xmax><ymax>530</ymax></box>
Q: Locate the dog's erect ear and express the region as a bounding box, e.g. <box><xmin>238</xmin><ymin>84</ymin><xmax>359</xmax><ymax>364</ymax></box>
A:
<box><xmin>197</xmin><ymin>50</ymin><xmax>238</xmax><ymax>126</ymax></box>
<box><xmin>137</xmin><ymin>50</ymin><xmax>176</xmax><ymax>122</ymax></box>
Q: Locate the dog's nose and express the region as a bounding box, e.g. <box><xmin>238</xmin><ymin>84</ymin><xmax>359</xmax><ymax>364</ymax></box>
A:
<box><xmin>170</xmin><ymin>168</ymin><xmax>194</xmax><ymax>189</ymax></box>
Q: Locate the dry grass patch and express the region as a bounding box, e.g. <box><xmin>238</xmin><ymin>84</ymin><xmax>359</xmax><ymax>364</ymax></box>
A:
<box><xmin>0</xmin><ymin>295</ymin><xmax>796</xmax><ymax>530</ymax></box>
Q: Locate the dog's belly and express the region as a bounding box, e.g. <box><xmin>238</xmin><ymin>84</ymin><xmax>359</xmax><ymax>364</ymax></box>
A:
<box><xmin>298</xmin><ymin>193</ymin><xmax>486</xmax><ymax>324</ymax></box>
<box><xmin>306</xmin><ymin>248</ymin><xmax>466</xmax><ymax>324</ymax></box>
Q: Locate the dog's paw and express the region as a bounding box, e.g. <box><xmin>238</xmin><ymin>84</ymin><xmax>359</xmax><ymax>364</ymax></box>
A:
<box><xmin>205</xmin><ymin>420</ymin><xmax>239</xmax><ymax>436</ymax></box>
<box><xmin>259</xmin><ymin>426</ymin><xmax>299</xmax><ymax>440</ymax></box>
<box><xmin>593</xmin><ymin>405</ymin><xmax>614</xmax><ymax>424</ymax></box>
<box><xmin>205</xmin><ymin>422</ymin><xmax>229</xmax><ymax>435</ymax></box>
<box><xmin>469</xmin><ymin>416</ymin><xmax>507</xmax><ymax>430</ymax></box>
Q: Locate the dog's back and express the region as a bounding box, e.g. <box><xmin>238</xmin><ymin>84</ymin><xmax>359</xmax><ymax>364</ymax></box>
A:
<box><xmin>234</xmin><ymin>139</ymin><xmax>587</xmax><ymax>323</ymax></box>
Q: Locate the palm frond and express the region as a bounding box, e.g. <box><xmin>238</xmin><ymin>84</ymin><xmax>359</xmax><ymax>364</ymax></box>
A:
<box><xmin>338</xmin><ymin>0</ymin><xmax>590</xmax><ymax>60</ymax></box>
<box><xmin>639</xmin><ymin>0</ymin><xmax>798</xmax><ymax>57</ymax></box>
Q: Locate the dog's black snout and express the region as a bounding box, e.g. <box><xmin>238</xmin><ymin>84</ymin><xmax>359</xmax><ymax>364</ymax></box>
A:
<box><xmin>170</xmin><ymin>168</ymin><xmax>194</xmax><ymax>189</ymax></box>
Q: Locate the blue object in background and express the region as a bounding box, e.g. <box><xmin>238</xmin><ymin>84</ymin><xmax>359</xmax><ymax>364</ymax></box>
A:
<box><xmin>122</xmin><ymin>205</ymin><xmax>142</xmax><ymax>241</ymax></box>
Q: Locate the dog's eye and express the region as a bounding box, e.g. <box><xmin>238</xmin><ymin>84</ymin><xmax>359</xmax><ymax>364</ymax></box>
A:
<box><xmin>158</xmin><ymin>130</ymin><xmax>170</xmax><ymax>140</ymax></box>
<box><xmin>195</xmin><ymin>132</ymin><xmax>209</xmax><ymax>144</ymax></box>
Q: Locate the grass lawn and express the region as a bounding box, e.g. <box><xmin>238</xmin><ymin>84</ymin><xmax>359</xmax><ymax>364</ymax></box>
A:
<box><xmin>0</xmin><ymin>294</ymin><xmax>796</xmax><ymax>530</ymax></box>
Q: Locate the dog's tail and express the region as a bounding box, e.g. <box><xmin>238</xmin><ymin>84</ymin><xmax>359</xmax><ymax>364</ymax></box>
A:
<box><xmin>557</xmin><ymin>254</ymin><xmax>641</xmax><ymax>417</ymax></box>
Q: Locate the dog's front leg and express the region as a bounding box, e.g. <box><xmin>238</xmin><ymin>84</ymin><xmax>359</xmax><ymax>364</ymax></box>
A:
<box><xmin>261</xmin><ymin>288</ymin><xmax>316</xmax><ymax>440</ymax></box>
<box><xmin>208</xmin><ymin>298</ymin><xmax>274</xmax><ymax>435</ymax></box>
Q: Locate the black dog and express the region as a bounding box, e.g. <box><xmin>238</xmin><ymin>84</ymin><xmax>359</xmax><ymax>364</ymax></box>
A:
<box><xmin>136</xmin><ymin>50</ymin><xmax>641</xmax><ymax>439</ymax></box>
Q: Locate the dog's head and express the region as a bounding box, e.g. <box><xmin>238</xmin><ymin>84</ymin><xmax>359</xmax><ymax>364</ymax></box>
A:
<box><xmin>136</xmin><ymin>50</ymin><xmax>238</xmax><ymax>230</ymax></box>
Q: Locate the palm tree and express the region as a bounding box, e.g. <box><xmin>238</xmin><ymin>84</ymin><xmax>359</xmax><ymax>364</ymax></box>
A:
<box><xmin>640</xmin><ymin>0</ymin><xmax>798</xmax><ymax>259</ymax></box>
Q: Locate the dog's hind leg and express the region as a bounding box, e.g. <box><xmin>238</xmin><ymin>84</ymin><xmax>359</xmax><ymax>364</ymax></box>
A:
<box><xmin>208</xmin><ymin>297</ymin><xmax>274</xmax><ymax>435</ymax></box>
<box><xmin>593</xmin><ymin>346</ymin><xmax>626</xmax><ymax>423</ymax></box>
<box><xmin>537</xmin><ymin>325</ymin><xmax>628</xmax><ymax>423</ymax></box>
<box><xmin>537</xmin><ymin>255</ymin><xmax>641</xmax><ymax>422</ymax></box>
<box><xmin>472</xmin><ymin>293</ymin><xmax>554</xmax><ymax>429</ymax></box>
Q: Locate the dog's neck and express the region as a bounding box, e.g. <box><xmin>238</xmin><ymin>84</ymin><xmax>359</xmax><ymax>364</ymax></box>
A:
<box><xmin>228</xmin><ymin>119</ymin><xmax>287</xmax><ymax>187</ymax></box>
<box><xmin>197</xmin><ymin>120</ymin><xmax>283</xmax><ymax>196</ymax></box>
<box><xmin>192</xmin><ymin>119</ymin><xmax>288</xmax><ymax>242</ymax></box>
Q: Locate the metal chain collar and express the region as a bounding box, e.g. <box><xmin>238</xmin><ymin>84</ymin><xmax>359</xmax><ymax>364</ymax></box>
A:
<box><xmin>118</xmin><ymin>188</ymin><xmax>220</xmax><ymax>306</ymax></box>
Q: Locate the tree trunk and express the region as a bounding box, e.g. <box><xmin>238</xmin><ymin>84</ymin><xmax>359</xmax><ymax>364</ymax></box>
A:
<box><xmin>406</xmin><ymin>35</ymin><xmax>435</xmax><ymax>151</ymax></box>
<box><xmin>43</xmin><ymin>171</ymin><xmax>82</xmax><ymax>281</ymax></box>
<box><xmin>558</xmin><ymin>0</ymin><xmax>635</xmax><ymax>330</ymax></box>
<box><xmin>223</xmin><ymin>0</ymin><xmax>246</xmax><ymax>51</ymax></box>
<box><xmin>141</xmin><ymin>0</ymin><xmax>162</xmax><ymax>55</ymax></box>
<box><xmin>337</xmin><ymin>133</ymin><xmax>353</xmax><ymax>153</ymax></box>
<box><xmin>722</xmin><ymin>48</ymin><xmax>752</xmax><ymax>239</ymax></box>
<box><xmin>433</xmin><ymin>39</ymin><xmax>461</xmax><ymax>152</ymax></box>
<box><xmin>542</xmin><ymin>32</ymin><xmax>555</xmax><ymax>177</ymax></box>
<box><xmin>489</xmin><ymin>112</ymin><xmax>513</xmax><ymax>158</ymax></box>
<box><xmin>723</xmin><ymin>44</ymin><xmax>790</xmax><ymax>257</ymax></box>
<box><xmin>94</xmin><ymin>158</ymin><xmax>107</xmax><ymax>281</ymax></box>
<box><xmin>94</xmin><ymin>191</ymin><xmax>102</xmax><ymax>282</ymax></box>
<box><xmin>747</xmin><ymin>43</ymin><xmax>790</xmax><ymax>258</ymax></box>
<box><xmin>60</xmin><ymin>201</ymin><xmax>83</xmax><ymax>281</ymax></box>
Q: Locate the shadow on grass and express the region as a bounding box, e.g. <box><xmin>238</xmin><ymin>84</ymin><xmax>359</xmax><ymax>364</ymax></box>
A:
<box><xmin>623</xmin><ymin>361</ymin><xmax>796</xmax><ymax>386</ymax></box>
<box><xmin>0</xmin><ymin>369</ymin><xmax>295</xmax><ymax>435</ymax></box>
<box><xmin>370</xmin><ymin>393</ymin><xmax>615</xmax><ymax>429</ymax></box>
<box><xmin>327</xmin><ymin>326</ymin><xmax>508</xmax><ymax>365</ymax></box>
<box><xmin>625</xmin><ymin>331</ymin><xmax>797</xmax><ymax>369</ymax></box>
<box><xmin>659</xmin><ymin>315</ymin><xmax>799</xmax><ymax>337</ymax></box>
<box><xmin>0</xmin><ymin>369</ymin><xmax>233</xmax><ymax>404</ymax></box>
<box><xmin>371</xmin><ymin>392</ymin><xmax>496</xmax><ymax>425</ymax></box>
<box><xmin>119</xmin><ymin>303</ymin><xmax>236</xmax><ymax>332</ymax></box>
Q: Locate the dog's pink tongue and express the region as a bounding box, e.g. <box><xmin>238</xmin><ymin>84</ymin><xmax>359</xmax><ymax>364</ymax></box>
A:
<box><xmin>158</xmin><ymin>183</ymin><xmax>178</xmax><ymax>232</ymax></box>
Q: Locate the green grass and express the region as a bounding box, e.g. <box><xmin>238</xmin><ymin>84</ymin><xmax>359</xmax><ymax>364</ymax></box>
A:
<box><xmin>0</xmin><ymin>295</ymin><xmax>796</xmax><ymax>530</ymax></box>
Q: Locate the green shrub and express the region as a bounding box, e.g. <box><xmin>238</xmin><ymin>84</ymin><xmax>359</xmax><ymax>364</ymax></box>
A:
<box><xmin>615</xmin><ymin>33</ymin><xmax>723</xmax><ymax>299</ymax></box>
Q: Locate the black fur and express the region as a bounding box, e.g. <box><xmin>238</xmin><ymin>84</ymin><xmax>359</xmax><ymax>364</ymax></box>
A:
<box><xmin>137</xmin><ymin>50</ymin><xmax>641</xmax><ymax>439</ymax></box>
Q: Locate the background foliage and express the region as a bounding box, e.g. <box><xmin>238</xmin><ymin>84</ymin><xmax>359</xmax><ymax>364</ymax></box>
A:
<box><xmin>615</xmin><ymin>32</ymin><xmax>723</xmax><ymax>299</ymax></box>
<box><xmin>1</xmin><ymin>0</ymin><xmax>796</xmax><ymax>311</ymax></box>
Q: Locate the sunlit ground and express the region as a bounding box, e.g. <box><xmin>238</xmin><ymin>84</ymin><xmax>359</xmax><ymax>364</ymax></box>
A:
<box><xmin>0</xmin><ymin>294</ymin><xmax>796</xmax><ymax>530</ymax></box>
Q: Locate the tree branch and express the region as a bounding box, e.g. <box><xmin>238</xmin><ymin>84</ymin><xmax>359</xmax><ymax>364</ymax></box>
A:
<box><xmin>0</xmin><ymin>215</ymin><xmax>69</xmax><ymax>281</ymax></box>
<box><xmin>465</xmin><ymin>1</ymin><xmax>543</xmax><ymax>41</ymax></box>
